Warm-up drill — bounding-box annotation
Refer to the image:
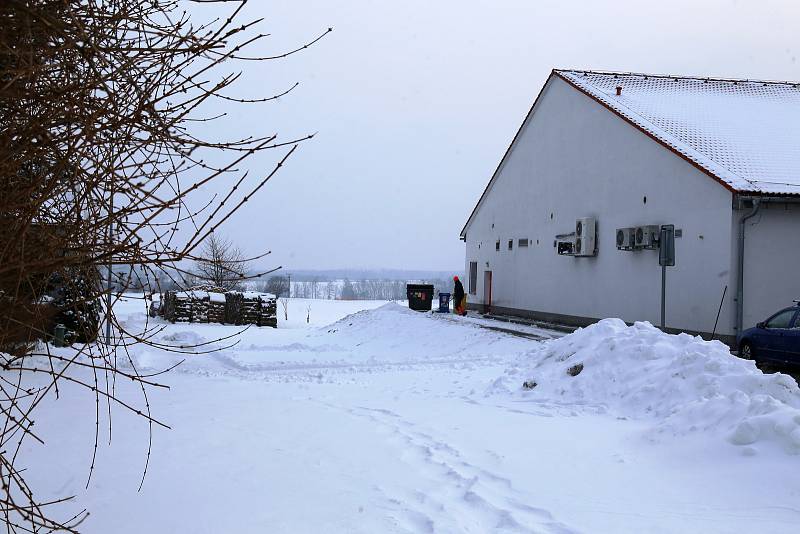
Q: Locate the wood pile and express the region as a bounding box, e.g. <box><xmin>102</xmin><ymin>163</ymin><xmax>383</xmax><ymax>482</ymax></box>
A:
<box><xmin>162</xmin><ymin>289</ymin><xmax>276</xmax><ymax>328</ymax></box>
<box><xmin>224</xmin><ymin>291</ymin><xmax>277</xmax><ymax>327</ymax></box>
<box><xmin>207</xmin><ymin>292</ymin><xmax>226</xmax><ymax>323</ymax></box>
<box><xmin>162</xmin><ymin>290</ymin><xmax>208</xmax><ymax>323</ymax></box>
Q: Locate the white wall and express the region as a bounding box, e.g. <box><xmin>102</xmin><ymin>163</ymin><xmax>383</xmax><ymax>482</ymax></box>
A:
<box><xmin>741</xmin><ymin>202</ymin><xmax>800</xmax><ymax>328</ymax></box>
<box><xmin>464</xmin><ymin>75</ymin><xmax>737</xmax><ymax>336</ymax></box>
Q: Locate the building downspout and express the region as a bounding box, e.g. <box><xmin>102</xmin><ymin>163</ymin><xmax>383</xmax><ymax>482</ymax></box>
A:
<box><xmin>736</xmin><ymin>198</ymin><xmax>761</xmax><ymax>340</ymax></box>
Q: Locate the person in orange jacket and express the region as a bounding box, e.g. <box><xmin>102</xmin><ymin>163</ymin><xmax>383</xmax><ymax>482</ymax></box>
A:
<box><xmin>453</xmin><ymin>276</ymin><xmax>466</xmax><ymax>316</ymax></box>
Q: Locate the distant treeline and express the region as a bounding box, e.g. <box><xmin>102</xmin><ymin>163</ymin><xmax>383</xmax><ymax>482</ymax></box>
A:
<box><xmin>278</xmin><ymin>269</ymin><xmax>456</xmax><ymax>282</ymax></box>
<box><xmin>112</xmin><ymin>267</ymin><xmax>462</xmax><ymax>301</ymax></box>
<box><xmin>255</xmin><ymin>276</ymin><xmax>455</xmax><ymax>301</ymax></box>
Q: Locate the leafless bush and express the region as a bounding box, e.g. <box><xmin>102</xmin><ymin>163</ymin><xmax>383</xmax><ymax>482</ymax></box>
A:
<box><xmin>0</xmin><ymin>0</ymin><xmax>328</xmax><ymax>530</ymax></box>
<box><xmin>262</xmin><ymin>275</ymin><xmax>289</xmax><ymax>297</ymax></box>
<box><xmin>194</xmin><ymin>234</ymin><xmax>250</xmax><ymax>291</ymax></box>
<box><xmin>280</xmin><ymin>298</ymin><xmax>289</xmax><ymax>321</ymax></box>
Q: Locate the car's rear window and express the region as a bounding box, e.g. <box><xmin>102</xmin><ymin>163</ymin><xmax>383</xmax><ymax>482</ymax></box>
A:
<box><xmin>766</xmin><ymin>309</ymin><xmax>796</xmax><ymax>329</ymax></box>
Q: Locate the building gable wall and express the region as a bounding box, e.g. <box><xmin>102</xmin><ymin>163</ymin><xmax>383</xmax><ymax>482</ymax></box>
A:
<box><xmin>464</xmin><ymin>75</ymin><xmax>736</xmax><ymax>336</ymax></box>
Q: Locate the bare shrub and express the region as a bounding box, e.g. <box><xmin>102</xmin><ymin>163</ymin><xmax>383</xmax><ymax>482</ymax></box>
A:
<box><xmin>0</xmin><ymin>0</ymin><xmax>328</xmax><ymax>530</ymax></box>
<box><xmin>280</xmin><ymin>298</ymin><xmax>289</xmax><ymax>321</ymax></box>
<box><xmin>263</xmin><ymin>276</ymin><xmax>290</xmax><ymax>298</ymax></box>
<box><xmin>194</xmin><ymin>234</ymin><xmax>249</xmax><ymax>291</ymax></box>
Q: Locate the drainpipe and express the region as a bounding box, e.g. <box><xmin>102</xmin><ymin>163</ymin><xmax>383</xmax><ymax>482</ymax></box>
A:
<box><xmin>736</xmin><ymin>198</ymin><xmax>761</xmax><ymax>339</ymax></box>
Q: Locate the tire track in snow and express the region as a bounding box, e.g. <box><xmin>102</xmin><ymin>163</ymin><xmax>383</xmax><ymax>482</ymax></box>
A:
<box><xmin>151</xmin><ymin>352</ymin><xmax>499</xmax><ymax>383</ymax></box>
<box><xmin>208</xmin><ymin>353</ymin><xmax>493</xmax><ymax>374</ymax></box>
<box><xmin>339</xmin><ymin>404</ymin><xmax>579</xmax><ymax>534</ymax></box>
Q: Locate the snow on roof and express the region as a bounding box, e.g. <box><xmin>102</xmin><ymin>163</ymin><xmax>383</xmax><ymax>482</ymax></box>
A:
<box><xmin>238</xmin><ymin>291</ymin><xmax>276</xmax><ymax>300</ymax></box>
<box><xmin>208</xmin><ymin>292</ymin><xmax>226</xmax><ymax>303</ymax></box>
<box><xmin>555</xmin><ymin>70</ymin><xmax>800</xmax><ymax>195</ymax></box>
<box><xmin>175</xmin><ymin>290</ymin><xmax>208</xmax><ymax>300</ymax></box>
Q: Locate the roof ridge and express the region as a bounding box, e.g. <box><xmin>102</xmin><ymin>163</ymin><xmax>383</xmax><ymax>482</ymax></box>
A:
<box><xmin>553</xmin><ymin>68</ymin><xmax>800</xmax><ymax>88</ymax></box>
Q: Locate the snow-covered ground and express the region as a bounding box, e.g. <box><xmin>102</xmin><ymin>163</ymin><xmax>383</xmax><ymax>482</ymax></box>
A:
<box><xmin>18</xmin><ymin>297</ymin><xmax>800</xmax><ymax>533</ymax></box>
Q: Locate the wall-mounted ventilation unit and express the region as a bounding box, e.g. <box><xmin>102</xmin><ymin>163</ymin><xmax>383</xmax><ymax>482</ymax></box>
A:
<box><xmin>635</xmin><ymin>225</ymin><xmax>661</xmax><ymax>249</ymax></box>
<box><xmin>557</xmin><ymin>241</ymin><xmax>574</xmax><ymax>255</ymax></box>
<box><xmin>574</xmin><ymin>217</ymin><xmax>597</xmax><ymax>257</ymax></box>
<box><xmin>616</xmin><ymin>227</ymin><xmax>636</xmax><ymax>250</ymax></box>
<box><xmin>555</xmin><ymin>231</ymin><xmax>575</xmax><ymax>256</ymax></box>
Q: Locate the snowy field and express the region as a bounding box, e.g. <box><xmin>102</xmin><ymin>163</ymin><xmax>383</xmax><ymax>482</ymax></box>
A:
<box><xmin>19</xmin><ymin>297</ymin><xmax>800</xmax><ymax>533</ymax></box>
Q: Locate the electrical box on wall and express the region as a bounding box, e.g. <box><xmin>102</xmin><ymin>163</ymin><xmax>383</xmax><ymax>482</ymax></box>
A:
<box><xmin>574</xmin><ymin>217</ymin><xmax>597</xmax><ymax>257</ymax></box>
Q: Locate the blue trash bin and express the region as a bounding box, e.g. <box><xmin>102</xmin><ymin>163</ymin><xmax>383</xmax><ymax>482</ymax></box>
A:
<box><xmin>438</xmin><ymin>292</ymin><xmax>451</xmax><ymax>313</ymax></box>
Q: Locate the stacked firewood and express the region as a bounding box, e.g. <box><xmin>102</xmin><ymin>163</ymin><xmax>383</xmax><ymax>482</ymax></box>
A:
<box><xmin>163</xmin><ymin>289</ymin><xmax>276</xmax><ymax>327</ymax></box>
<box><xmin>162</xmin><ymin>290</ymin><xmax>207</xmax><ymax>323</ymax></box>
<box><xmin>207</xmin><ymin>292</ymin><xmax>227</xmax><ymax>323</ymax></box>
<box><xmin>224</xmin><ymin>291</ymin><xmax>277</xmax><ymax>327</ymax></box>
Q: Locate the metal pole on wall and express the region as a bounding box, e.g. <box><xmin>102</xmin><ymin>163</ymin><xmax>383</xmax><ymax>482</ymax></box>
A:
<box><xmin>661</xmin><ymin>264</ymin><xmax>666</xmax><ymax>329</ymax></box>
<box><xmin>659</xmin><ymin>224</ymin><xmax>675</xmax><ymax>332</ymax></box>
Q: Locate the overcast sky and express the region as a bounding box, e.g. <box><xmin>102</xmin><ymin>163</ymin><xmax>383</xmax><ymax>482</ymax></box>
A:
<box><xmin>189</xmin><ymin>0</ymin><xmax>800</xmax><ymax>272</ymax></box>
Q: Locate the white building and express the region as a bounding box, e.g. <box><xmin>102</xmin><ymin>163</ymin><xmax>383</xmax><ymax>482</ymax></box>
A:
<box><xmin>460</xmin><ymin>70</ymin><xmax>800</xmax><ymax>345</ymax></box>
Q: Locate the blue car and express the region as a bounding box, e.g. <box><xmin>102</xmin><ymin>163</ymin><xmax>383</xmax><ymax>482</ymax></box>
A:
<box><xmin>738</xmin><ymin>303</ymin><xmax>800</xmax><ymax>367</ymax></box>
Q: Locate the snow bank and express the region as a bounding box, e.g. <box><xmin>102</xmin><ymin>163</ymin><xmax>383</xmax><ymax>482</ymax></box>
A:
<box><xmin>108</xmin><ymin>301</ymin><xmax>532</xmax><ymax>381</ymax></box>
<box><xmin>311</xmin><ymin>302</ymin><xmax>531</xmax><ymax>363</ymax></box>
<box><xmin>496</xmin><ymin>318</ymin><xmax>800</xmax><ymax>454</ymax></box>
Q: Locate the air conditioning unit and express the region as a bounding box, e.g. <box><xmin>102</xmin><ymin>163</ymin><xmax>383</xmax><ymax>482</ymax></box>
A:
<box><xmin>574</xmin><ymin>217</ymin><xmax>596</xmax><ymax>257</ymax></box>
<box><xmin>616</xmin><ymin>227</ymin><xmax>635</xmax><ymax>250</ymax></box>
<box><xmin>635</xmin><ymin>225</ymin><xmax>661</xmax><ymax>249</ymax></box>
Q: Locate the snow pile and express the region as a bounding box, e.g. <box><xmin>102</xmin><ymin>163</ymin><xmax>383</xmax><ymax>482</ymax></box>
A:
<box><xmin>315</xmin><ymin>302</ymin><xmax>443</xmax><ymax>346</ymax></box>
<box><xmin>311</xmin><ymin>302</ymin><xmax>530</xmax><ymax>363</ymax></box>
<box><xmin>498</xmin><ymin>318</ymin><xmax>800</xmax><ymax>453</ymax></box>
<box><xmin>109</xmin><ymin>302</ymin><xmax>533</xmax><ymax>381</ymax></box>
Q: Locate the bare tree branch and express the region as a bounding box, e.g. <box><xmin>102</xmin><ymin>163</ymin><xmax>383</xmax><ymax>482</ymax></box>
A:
<box><xmin>0</xmin><ymin>0</ymin><xmax>328</xmax><ymax>530</ymax></box>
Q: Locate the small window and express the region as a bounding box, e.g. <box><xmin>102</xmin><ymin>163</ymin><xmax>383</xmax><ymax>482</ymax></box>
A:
<box><xmin>495</xmin><ymin>241</ymin><xmax>500</xmax><ymax>251</ymax></box>
<box><xmin>468</xmin><ymin>262</ymin><xmax>477</xmax><ymax>295</ymax></box>
<box><xmin>508</xmin><ymin>239</ymin><xmax>513</xmax><ymax>251</ymax></box>
<box><xmin>518</xmin><ymin>238</ymin><xmax>529</xmax><ymax>248</ymax></box>
<box><xmin>766</xmin><ymin>310</ymin><xmax>796</xmax><ymax>329</ymax></box>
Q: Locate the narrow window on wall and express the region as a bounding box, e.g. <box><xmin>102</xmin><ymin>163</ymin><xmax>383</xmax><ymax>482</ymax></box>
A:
<box><xmin>496</xmin><ymin>241</ymin><xmax>500</xmax><ymax>251</ymax></box>
<box><xmin>508</xmin><ymin>239</ymin><xmax>513</xmax><ymax>251</ymax></box>
<box><xmin>469</xmin><ymin>262</ymin><xmax>477</xmax><ymax>295</ymax></box>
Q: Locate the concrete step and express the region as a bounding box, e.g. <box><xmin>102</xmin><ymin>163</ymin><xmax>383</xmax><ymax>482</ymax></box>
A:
<box><xmin>481</xmin><ymin>313</ymin><xmax>578</xmax><ymax>334</ymax></box>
